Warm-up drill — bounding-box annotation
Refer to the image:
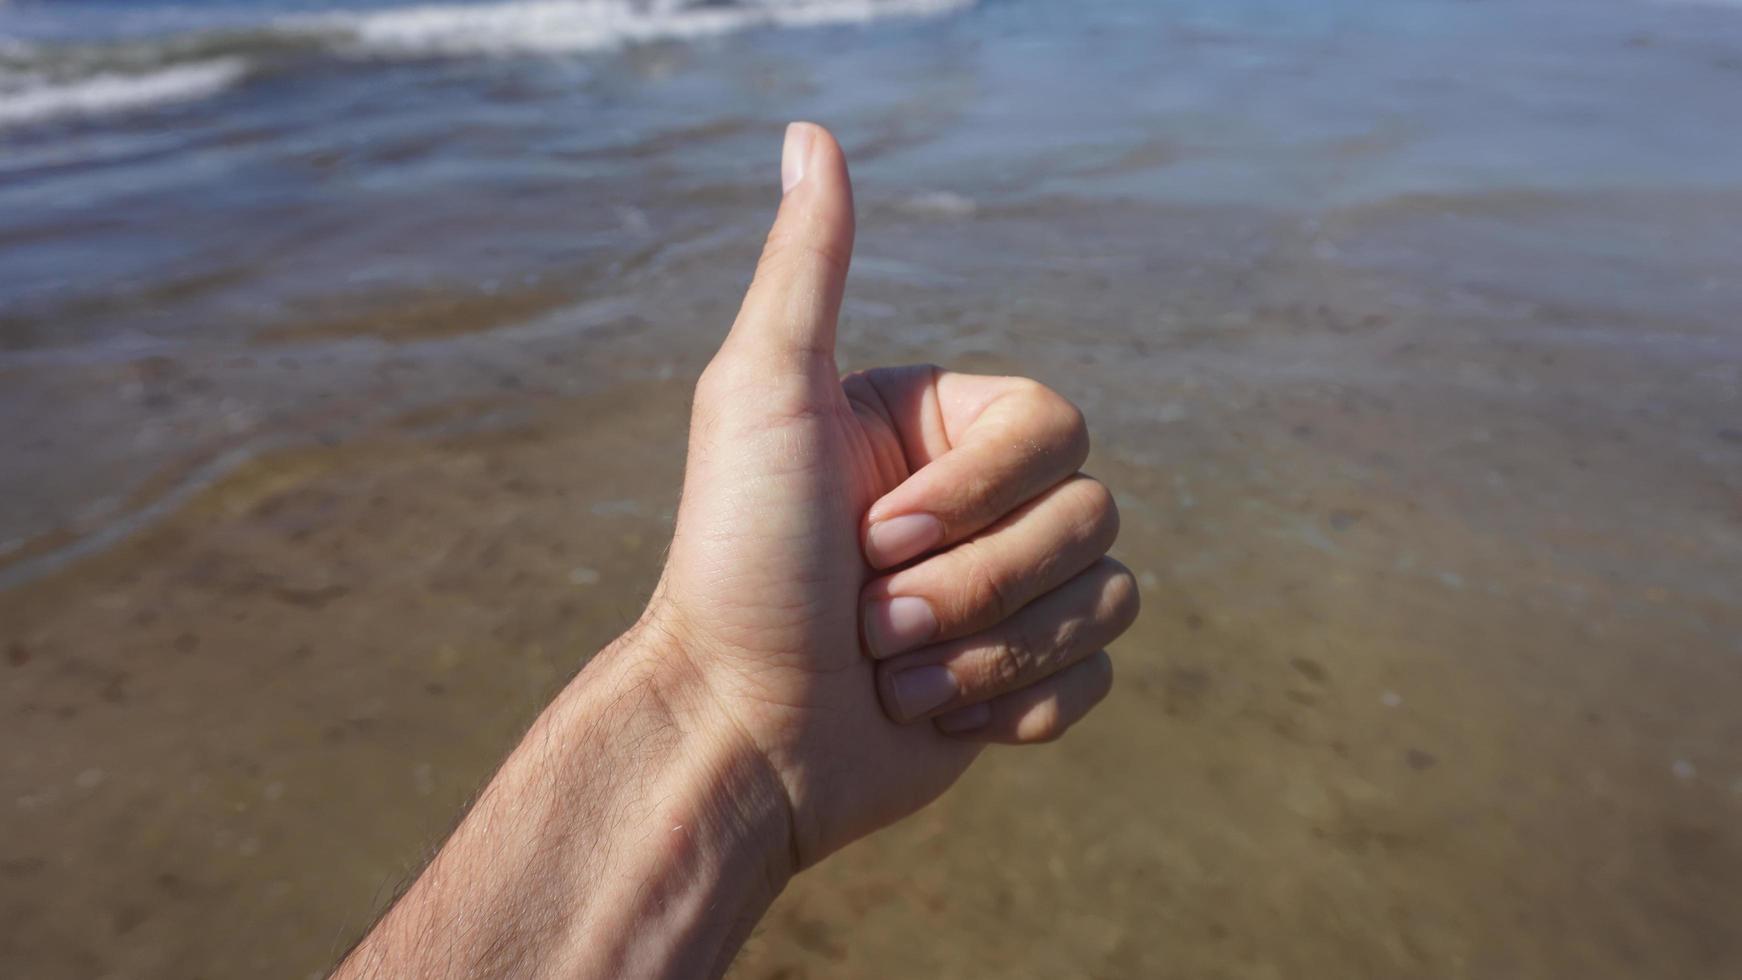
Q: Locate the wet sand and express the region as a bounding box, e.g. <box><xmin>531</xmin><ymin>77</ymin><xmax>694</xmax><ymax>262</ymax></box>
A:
<box><xmin>3</xmin><ymin>190</ymin><xmax>1739</xmax><ymax>977</ymax></box>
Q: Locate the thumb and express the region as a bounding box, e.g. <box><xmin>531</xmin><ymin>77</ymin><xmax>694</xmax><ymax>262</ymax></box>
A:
<box><xmin>719</xmin><ymin>122</ymin><xmax>855</xmax><ymax>375</ymax></box>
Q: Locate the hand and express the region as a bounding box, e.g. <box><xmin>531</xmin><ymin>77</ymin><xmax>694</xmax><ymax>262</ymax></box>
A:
<box><xmin>335</xmin><ymin>123</ymin><xmax>1140</xmax><ymax>978</ymax></box>
<box><xmin>647</xmin><ymin>122</ymin><xmax>1140</xmax><ymax>869</ymax></box>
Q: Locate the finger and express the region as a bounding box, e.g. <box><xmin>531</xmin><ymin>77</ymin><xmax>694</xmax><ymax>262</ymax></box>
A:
<box><xmin>935</xmin><ymin>650</ymin><xmax>1114</xmax><ymax>743</ymax></box>
<box><xmin>860</xmin><ymin>474</ymin><xmax>1119</xmax><ymax>660</ymax></box>
<box><xmin>859</xmin><ymin>374</ymin><xmax>1089</xmax><ymax>569</ymax></box>
<box><xmin>714</xmin><ymin>121</ymin><xmax>854</xmax><ymax>380</ymax></box>
<box><xmin>875</xmin><ymin>558</ymin><xmax>1138</xmax><ymax>723</ymax></box>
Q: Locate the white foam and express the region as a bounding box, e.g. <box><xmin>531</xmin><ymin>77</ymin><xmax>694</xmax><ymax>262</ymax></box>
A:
<box><xmin>0</xmin><ymin>58</ymin><xmax>248</xmax><ymax>127</ymax></box>
<box><xmin>313</xmin><ymin>0</ymin><xmax>975</xmax><ymax>57</ymax></box>
<box><xmin>0</xmin><ymin>1</ymin><xmax>974</xmax><ymax>128</ymax></box>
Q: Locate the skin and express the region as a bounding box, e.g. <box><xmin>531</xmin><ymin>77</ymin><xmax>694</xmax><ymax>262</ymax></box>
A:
<box><xmin>333</xmin><ymin>122</ymin><xmax>1139</xmax><ymax>979</ymax></box>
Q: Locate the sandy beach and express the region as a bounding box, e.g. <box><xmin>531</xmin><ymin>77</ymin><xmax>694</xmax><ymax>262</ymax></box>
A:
<box><xmin>3</xmin><ymin>0</ymin><xmax>1741</xmax><ymax>976</ymax></box>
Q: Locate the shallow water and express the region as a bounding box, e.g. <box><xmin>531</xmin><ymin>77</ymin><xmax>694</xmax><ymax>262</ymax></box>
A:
<box><xmin>2</xmin><ymin>0</ymin><xmax>1741</xmax><ymax>976</ymax></box>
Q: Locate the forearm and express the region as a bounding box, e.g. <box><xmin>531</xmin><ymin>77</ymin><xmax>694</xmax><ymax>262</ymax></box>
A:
<box><xmin>334</xmin><ymin>627</ymin><xmax>795</xmax><ymax>980</ymax></box>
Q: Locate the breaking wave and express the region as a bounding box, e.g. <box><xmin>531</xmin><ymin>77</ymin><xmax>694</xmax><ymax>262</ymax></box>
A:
<box><xmin>0</xmin><ymin>0</ymin><xmax>975</xmax><ymax>128</ymax></box>
<box><xmin>0</xmin><ymin>55</ymin><xmax>249</xmax><ymax>126</ymax></box>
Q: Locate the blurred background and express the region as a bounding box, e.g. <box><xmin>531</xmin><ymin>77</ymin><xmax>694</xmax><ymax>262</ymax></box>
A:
<box><xmin>3</xmin><ymin>0</ymin><xmax>1740</xmax><ymax>976</ymax></box>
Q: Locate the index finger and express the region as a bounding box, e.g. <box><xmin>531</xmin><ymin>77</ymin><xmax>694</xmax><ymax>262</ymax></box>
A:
<box><xmin>854</xmin><ymin>369</ymin><xmax>1090</xmax><ymax>569</ymax></box>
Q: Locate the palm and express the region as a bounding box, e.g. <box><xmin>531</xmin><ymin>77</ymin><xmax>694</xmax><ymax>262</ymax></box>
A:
<box><xmin>663</xmin><ymin>364</ymin><xmax>979</xmax><ymax>864</ymax></box>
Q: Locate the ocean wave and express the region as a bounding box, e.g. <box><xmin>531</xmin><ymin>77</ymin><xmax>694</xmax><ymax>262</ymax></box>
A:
<box><xmin>0</xmin><ymin>0</ymin><xmax>973</xmax><ymax>127</ymax></box>
<box><xmin>311</xmin><ymin>0</ymin><xmax>976</xmax><ymax>57</ymax></box>
<box><xmin>0</xmin><ymin>57</ymin><xmax>249</xmax><ymax>127</ymax></box>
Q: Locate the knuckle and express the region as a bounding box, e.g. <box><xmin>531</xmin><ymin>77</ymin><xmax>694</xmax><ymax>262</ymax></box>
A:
<box><xmin>1064</xmin><ymin>413</ymin><xmax>1091</xmax><ymax>463</ymax></box>
<box><xmin>1101</xmin><ymin>560</ymin><xmax>1143</xmax><ymax>631</ymax></box>
<box><xmin>1068</xmin><ymin>476</ymin><xmax>1120</xmax><ymax>547</ymax></box>
<box><xmin>1013</xmin><ymin>378</ymin><xmax>1086</xmax><ymax>437</ymax></box>
<box><xmin>1040</xmin><ymin>389</ymin><xmax>1091</xmax><ymax>461</ymax></box>
<box><xmin>957</xmin><ymin>540</ymin><xmax>1015</xmax><ymax>623</ymax></box>
<box><xmin>804</xmin><ymin>239</ymin><xmax>854</xmax><ymax>282</ymax></box>
<box><xmin>762</xmin><ymin>226</ymin><xmax>852</xmax><ymax>284</ymax></box>
<box><xmin>985</xmin><ymin>625</ymin><xmax>1039</xmax><ymax>691</ymax></box>
<box><xmin>1008</xmin><ymin>376</ymin><xmax>1053</xmax><ymax>403</ymax></box>
<box><xmin>958</xmin><ymin>467</ymin><xmax>1002</xmax><ymax>517</ymax></box>
<box><xmin>1023</xmin><ymin>700</ymin><xmax>1067</xmax><ymax>743</ymax></box>
<box><xmin>1087</xmin><ymin>651</ymin><xmax>1116</xmax><ymax>700</ymax></box>
<box><xmin>985</xmin><ymin>643</ymin><xmax>1027</xmax><ymax>691</ymax></box>
<box><xmin>1057</xmin><ymin>395</ymin><xmax>1089</xmax><ymax>440</ymax></box>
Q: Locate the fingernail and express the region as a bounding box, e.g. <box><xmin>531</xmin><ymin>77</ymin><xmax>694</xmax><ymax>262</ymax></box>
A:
<box><xmin>891</xmin><ymin>665</ymin><xmax>957</xmax><ymax>720</ymax></box>
<box><xmin>864</xmin><ymin>596</ymin><xmax>937</xmax><ymax>658</ymax></box>
<box><xmin>781</xmin><ymin>122</ymin><xmax>812</xmax><ymax>194</ymax></box>
<box><xmin>936</xmin><ymin>701</ymin><xmax>992</xmax><ymax>735</ymax></box>
<box><xmin>865</xmin><ymin>514</ymin><xmax>943</xmax><ymax>568</ymax></box>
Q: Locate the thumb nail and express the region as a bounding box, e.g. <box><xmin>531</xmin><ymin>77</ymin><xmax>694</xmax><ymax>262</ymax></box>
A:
<box><xmin>781</xmin><ymin>122</ymin><xmax>812</xmax><ymax>195</ymax></box>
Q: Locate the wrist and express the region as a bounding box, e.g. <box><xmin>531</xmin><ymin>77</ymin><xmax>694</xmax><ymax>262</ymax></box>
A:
<box><xmin>578</xmin><ymin>619</ymin><xmax>799</xmax><ymax>915</ymax></box>
<box><xmin>342</xmin><ymin>621</ymin><xmax>797</xmax><ymax>980</ymax></box>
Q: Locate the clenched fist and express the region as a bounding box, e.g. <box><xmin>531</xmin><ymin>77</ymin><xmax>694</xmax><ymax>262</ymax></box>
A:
<box><xmin>651</xmin><ymin>121</ymin><xmax>1139</xmax><ymax>866</ymax></box>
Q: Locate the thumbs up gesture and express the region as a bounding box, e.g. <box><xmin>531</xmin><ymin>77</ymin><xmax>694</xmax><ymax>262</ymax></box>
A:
<box><xmin>330</xmin><ymin>123</ymin><xmax>1140</xmax><ymax>979</ymax></box>
<box><xmin>646</xmin><ymin>123</ymin><xmax>1139</xmax><ymax>868</ymax></box>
